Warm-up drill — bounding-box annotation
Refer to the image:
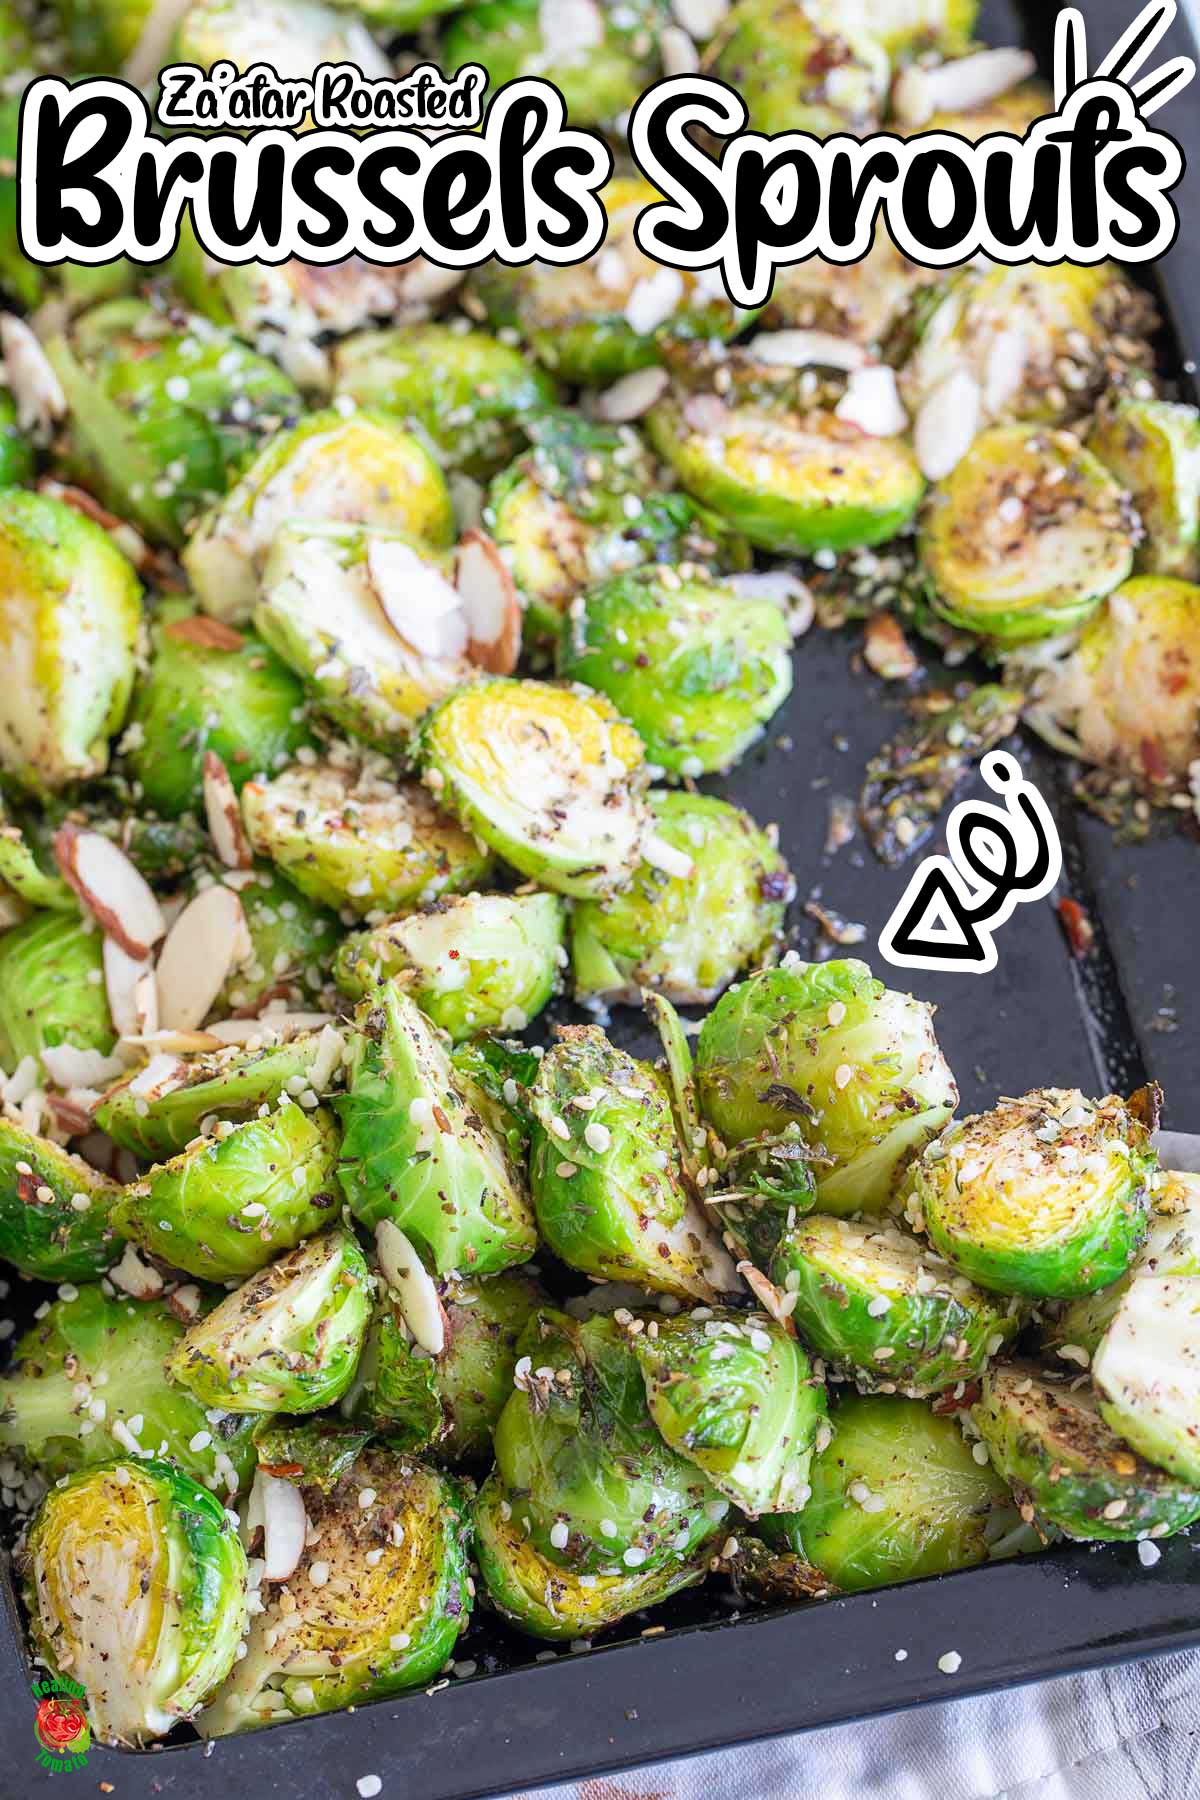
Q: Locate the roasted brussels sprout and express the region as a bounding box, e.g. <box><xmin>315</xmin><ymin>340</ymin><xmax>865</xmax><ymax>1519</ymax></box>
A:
<box><xmin>174</xmin><ymin>0</ymin><xmax>392</xmax><ymax>81</ymax></box>
<box><xmin>46</xmin><ymin>300</ymin><xmax>302</xmax><ymax>547</ymax></box>
<box><xmin>760</xmin><ymin>1394</ymin><xmax>1018</xmax><ymax>1592</ymax></box>
<box><xmin>337</xmin><ymin>983</ymin><xmax>536</xmax><ymax>1276</ymax></box>
<box><xmin>200</xmin><ymin>1451</ymin><xmax>472</xmax><ymax>1733</ymax></box>
<box><xmin>632</xmin><ymin>1308</ymin><xmax>825</xmax><ymax>1514</ymax></box>
<box><xmin>22</xmin><ymin>1459</ymin><xmax>248</xmax><ymax>1745</ymax></box>
<box><xmin>113</xmin><ymin>1101</ymin><xmax>342</xmax><ymax>1281</ymax></box>
<box><xmin>645</xmin><ymin>390</ymin><xmax>924</xmax><ymax>555</ymax></box>
<box><xmin>1017</xmin><ymin>576</ymin><xmax>1200</xmax><ymax>793</ymax></box>
<box><xmin>1089</xmin><ymin>398</ymin><xmax>1200</xmax><ymax>580</ymax></box>
<box><xmin>96</xmin><ymin>1028</ymin><xmax>345</xmax><ymax>1162</ymax></box>
<box><xmin>919</xmin><ymin>425</ymin><xmax>1137</xmax><ymax>645</ymax></box>
<box><xmin>209</xmin><ymin>866</ymin><xmax>341</xmax><ymax>1018</ymax></box>
<box><xmin>255</xmin><ymin>522</ymin><xmax>473</xmax><ymax>748</ymax></box>
<box><xmin>1091</xmin><ymin>1277</ymin><xmax>1200</xmax><ymax>1484</ymax></box>
<box><xmin>333</xmin><ymin>323</ymin><xmax>558</xmax><ymax>479</ymax></box>
<box><xmin>571</xmin><ymin>790</ymin><xmax>792</xmax><ymax>1006</ymax></box>
<box><xmin>0</xmin><ymin>1286</ymin><xmax>257</xmax><ymax>1491</ymax></box>
<box><xmin>714</xmin><ymin>1126</ymin><xmax>820</xmax><ymax>1267</ymax></box>
<box><xmin>488</xmin><ymin>412</ymin><xmax>751</xmax><ymax>644</ymax></box>
<box><xmin>472</xmin><ymin>177</ymin><xmax>754</xmax><ymax>383</ymax></box>
<box><xmin>48</xmin><ymin>0</ymin><xmax>149</xmax><ymax>74</ymax></box>
<box><xmin>559</xmin><ymin>569</ymin><xmax>793</xmax><ymax>778</ymax></box>
<box><xmin>474</xmin><ymin>1471</ymin><xmax>715</xmax><ymax>1640</ymax></box>
<box><xmin>0</xmin><ymin>912</ymin><xmax>114</xmax><ymax>1069</ymax></box>
<box><xmin>242</xmin><ymin>750</ymin><xmax>492</xmax><ymax>918</ymax></box>
<box><xmin>250</xmin><ymin>1415</ymin><xmax>372</xmax><ymax>1491</ymax></box>
<box><xmin>493</xmin><ymin>1310</ymin><xmax>728</xmax><ymax>1572</ymax></box>
<box><xmin>771</xmin><ymin>1215</ymin><xmax>1021</xmax><ymax>1396</ymax></box>
<box><xmin>696</xmin><ymin>959</ymin><xmax>958</xmax><ymax>1215</ymax></box>
<box><xmin>0</xmin><ymin>1118</ymin><xmax>122</xmax><ymax>1280</ymax></box>
<box><xmin>0</xmin><ymin>387</ymin><xmax>33</xmax><ymax>488</ymax></box>
<box><xmin>334</xmin><ymin>891</ymin><xmax>565</xmax><ymax>1039</ymax></box>
<box><xmin>0</xmin><ymin>796</ymin><xmax>77</xmax><ymax>912</ymax></box>
<box><xmin>443</xmin><ymin>1</ymin><xmax>660</xmax><ymax>130</ymax></box>
<box><xmin>166</xmin><ymin>1229</ymin><xmax>371</xmax><ymax>1416</ymax></box>
<box><xmin>418</xmin><ymin>678</ymin><xmax>649</xmax><ymax>898</ymax></box>
<box><xmin>972</xmin><ymin>1363</ymin><xmax>1200</xmax><ymax>1541</ymax></box>
<box><xmin>182</xmin><ymin>409</ymin><xmax>455</xmax><ymax>623</ymax></box>
<box><xmin>123</xmin><ymin>602</ymin><xmax>315</xmax><ymax>817</ymax></box>
<box><xmin>906</xmin><ymin>1087</ymin><xmax>1155</xmax><ymax>1299</ymax></box>
<box><xmin>0</xmin><ymin>488</ymin><xmax>141</xmax><ymax>793</ymax></box>
<box><xmin>450</xmin><ymin>1033</ymin><xmax>540</xmax><ymax>1160</ymax></box>
<box><xmin>530</xmin><ymin>1025</ymin><xmax>737</xmax><ymax>1300</ymax></box>
<box><xmin>711</xmin><ymin>0</ymin><xmax>889</xmax><ymax>137</ymax></box>
<box><xmin>1044</xmin><ymin>1169</ymin><xmax>1200</xmax><ymax>1359</ymax></box>
<box><xmin>766</xmin><ymin>227</ymin><xmax>933</xmax><ymax>350</ymax></box>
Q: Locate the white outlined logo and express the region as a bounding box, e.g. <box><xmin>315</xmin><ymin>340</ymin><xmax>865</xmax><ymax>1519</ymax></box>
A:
<box><xmin>877</xmin><ymin>753</ymin><xmax>1063</xmax><ymax>976</ymax></box>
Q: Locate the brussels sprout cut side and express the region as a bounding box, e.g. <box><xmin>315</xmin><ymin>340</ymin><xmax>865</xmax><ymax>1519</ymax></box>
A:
<box><xmin>973</xmin><ymin>1363</ymin><xmax>1200</xmax><ymax>1542</ymax></box>
<box><xmin>696</xmin><ymin>959</ymin><xmax>957</xmax><ymax>1215</ymax></box>
<box><xmin>712</xmin><ymin>0</ymin><xmax>889</xmax><ymax>137</ymax></box>
<box><xmin>0</xmin><ymin>911</ymin><xmax>115</xmax><ymax>1070</ymax></box>
<box><xmin>0</xmin><ymin>1119</ymin><xmax>122</xmax><ymax>1281</ymax></box>
<box><xmin>22</xmin><ymin>1459</ymin><xmax>248</xmax><ymax>1746</ymax></box>
<box><xmin>1092</xmin><ymin>1277</ymin><xmax>1200</xmax><ymax>1484</ymax></box>
<box><xmin>907</xmin><ymin>1086</ymin><xmax>1156</xmax><ymax>1299</ymax></box>
<box><xmin>1089</xmin><ymin>398</ymin><xmax>1200</xmax><ymax>580</ymax></box>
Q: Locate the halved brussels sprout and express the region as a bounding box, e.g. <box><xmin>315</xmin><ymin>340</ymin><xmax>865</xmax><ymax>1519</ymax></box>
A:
<box><xmin>766</xmin><ymin>227</ymin><xmax>934</xmax><ymax>350</ymax></box>
<box><xmin>696</xmin><ymin>959</ymin><xmax>958</xmax><ymax>1215</ymax></box>
<box><xmin>902</xmin><ymin>263</ymin><xmax>1157</xmax><ymax>430</ymax></box>
<box><xmin>333</xmin><ymin>323</ymin><xmax>558</xmax><ymax>479</ymax></box>
<box><xmin>1017</xmin><ymin>576</ymin><xmax>1200</xmax><ymax>792</ymax></box>
<box><xmin>337</xmin><ymin>983</ymin><xmax>536</xmax><ymax>1276</ymax></box>
<box><xmin>174</xmin><ymin>0</ymin><xmax>391</xmax><ymax>81</ymax></box>
<box><xmin>760</xmin><ymin>1394</ymin><xmax>1018</xmax><ymax>1592</ymax></box>
<box><xmin>919</xmin><ymin>425</ymin><xmax>1136</xmax><ymax>645</ymax></box>
<box><xmin>632</xmin><ymin>1308</ymin><xmax>825</xmax><ymax>1515</ymax></box>
<box><xmin>711</xmin><ymin>0</ymin><xmax>890</xmax><ymax>136</ymax></box>
<box><xmin>559</xmin><ymin>569</ymin><xmax>793</xmax><ymax>778</ymax></box>
<box><xmin>0</xmin><ymin>1285</ymin><xmax>256</xmax><ymax>1491</ymax></box>
<box><xmin>1091</xmin><ymin>1277</ymin><xmax>1200</xmax><ymax>1484</ymax></box>
<box><xmin>493</xmin><ymin>1309</ymin><xmax>728</xmax><ymax>1572</ymax></box>
<box><xmin>182</xmin><ymin>409</ymin><xmax>454</xmax><ymax>623</ymax></box>
<box><xmin>488</xmin><ymin>411</ymin><xmax>751</xmax><ymax>643</ymax></box>
<box><xmin>124</xmin><ymin>601</ymin><xmax>315</xmax><ymax>817</ymax></box>
<box><xmin>22</xmin><ymin>1459</ymin><xmax>248</xmax><ymax>1746</ymax></box>
<box><xmin>255</xmin><ymin>522</ymin><xmax>473</xmax><ymax>748</ymax></box>
<box><xmin>771</xmin><ymin>1215</ymin><xmax>1021</xmax><ymax>1396</ymax></box>
<box><xmin>572</xmin><ymin>789</ymin><xmax>792</xmax><ymax>1006</ymax></box>
<box><xmin>96</xmin><ymin>1028</ymin><xmax>345</xmax><ymax>1162</ymax></box>
<box><xmin>972</xmin><ymin>1362</ymin><xmax>1200</xmax><ymax>1540</ymax></box>
<box><xmin>212</xmin><ymin>865</ymin><xmax>341</xmax><ymax>1020</ymax></box>
<box><xmin>473</xmin><ymin>177</ymin><xmax>754</xmax><ymax>383</ymax></box>
<box><xmin>0</xmin><ymin>488</ymin><xmax>140</xmax><ymax>793</ymax></box>
<box><xmin>251</xmin><ymin>1416</ymin><xmax>372</xmax><ymax>1491</ymax></box>
<box><xmin>166</xmin><ymin>1228</ymin><xmax>372</xmax><ymax>1415</ymax></box>
<box><xmin>335</xmin><ymin>891</ymin><xmax>564</xmax><ymax>1040</ymax></box>
<box><xmin>474</xmin><ymin>1471</ymin><xmax>715</xmax><ymax>1641</ymax></box>
<box><xmin>199</xmin><ymin>1451</ymin><xmax>471</xmax><ymax>1733</ymax></box>
<box><xmin>1089</xmin><ymin>399</ymin><xmax>1200</xmax><ymax>580</ymax></box>
<box><xmin>645</xmin><ymin>392</ymin><xmax>924</xmax><ymax>555</ymax></box>
<box><xmin>0</xmin><ymin>912</ymin><xmax>114</xmax><ymax>1070</ymax></box>
<box><xmin>419</xmin><ymin>678</ymin><xmax>649</xmax><ymax>898</ymax></box>
<box><xmin>1044</xmin><ymin>1169</ymin><xmax>1200</xmax><ymax>1359</ymax></box>
<box><xmin>444</xmin><ymin>1</ymin><xmax>660</xmax><ymax>131</ymax></box>
<box><xmin>0</xmin><ymin>1118</ymin><xmax>122</xmax><ymax>1280</ymax></box>
<box><xmin>242</xmin><ymin>751</ymin><xmax>492</xmax><ymax>918</ymax></box>
<box><xmin>113</xmin><ymin>1100</ymin><xmax>342</xmax><ymax>1280</ymax></box>
<box><xmin>865</xmin><ymin>0</ymin><xmax>977</xmax><ymax>56</ymax></box>
<box><xmin>344</xmin><ymin>1267</ymin><xmax>547</xmax><ymax>1465</ymax></box>
<box><xmin>530</xmin><ymin>1025</ymin><xmax>737</xmax><ymax>1300</ymax></box>
<box><xmin>46</xmin><ymin>300</ymin><xmax>302</xmax><ymax>548</ymax></box>
<box><xmin>907</xmin><ymin>1087</ymin><xmax>1155</xmax><ymax>1299</ymax></box>
<box><xmin>714</xmin><ymin>1125</ymin><xmax>820</xmax><ymax>1267</ymax></box>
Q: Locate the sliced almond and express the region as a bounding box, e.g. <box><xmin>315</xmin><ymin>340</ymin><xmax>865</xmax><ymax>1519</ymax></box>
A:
<box><xmin>749</xmin><ymin>330</ymin><xmax>869</xmax><ymax>373</ymax></box>
<box><xmin>456</xmin><ymin>532</ymin><xmax>521</xmax><ymax>675</ymax></box>
<box><xmin>40</xmin><ymin>1045</ymin><xmax>127</xmax><ymax>1090</ymax></box>
<box><xmin>893</xmin><ymin>47</ymin><xmax>1036</xmax><ymax>129</ymax></box>
<box><xmin>0</xmin><ymin>313</ymin><xmax>66</xmax><ymax>439</ymax></box>
<box><xmin>44</xmin><ymin>1090</ymin><xmax>99</xmax><ymax>1137</ymax></box>
<box><xmin>155</xmin><ymin>886</ymin><xmax>251</xmax><ymax>1032</ymax></box>
<box><xmin>54</xmin><ymin>826</ymin><xmax>167</xmax><ymax>960</ymax></box>
<box><xmin>727</xmin><ymin>570</ymin><xmax>815</xmax><ymax>637</ymax></box>
<box><xmin>592</xmin><ymin>365</ymin><xmax>670</xmax><ymax>424</ymax></box>
<box><xmin>983</xmin><ymin>327</ymin><xmax>1029</xmax><ymax>417</ymax></box>
<box><xmin>119</xmin><ymin>1027</ymin><xmax>222</xmax><ymax>1054</ymax></box>
<box><xmin>671</xmin><ymin>0</ymin><xmax>728</xmax><ymax>37</ymax></box>
<box><xmin>38</xmin><ymin>479</ymin><xmax>156</xmax><ymax>574</ymax></box>
<box><xmin>863</xmin><ymin>613</ymin><xmax>919</xmax><ymax>681</ymax></box>
<box><xmin>109</xmin><ymin>1242</ymin><xmax>165</xmax><ymax>1300</ymax></box>
<box><xmin>914</xmin><ymin>367</ymin><xmax>981</xmax><ymax>481</ymax></box>
<box><xmin>104</xmin><ymin>937</ymin><xmax>159</xmax><ymax>1040</ymax></box>
<box><xmin>204</xmin><ymin>1011</ymin><xmax>335</xmax><ymax>1046</ymax></box>
<box><xmin>163</xmin><ymin>615</ymin><xmax>245</xmax><ymax>652</ymax></box>
<box><xmin>682</xmin><ymin>393</ymin><xmax>731</xmax><ymax>435</ymax></box>
<box><xmin>366</xmin><ymin>537</ymin><xmax>469</xmax><ymax>661</ymax></box>
<box><xmin>376</xmin><ymin>1220</ymin><xmax>448</xmax><ymax>1356</ymax></box>
<box><xmin>251</xmin><ymin>1470</ymin><xmax>309</xmax><ymax>1582</ymax></box>
<box><xmin>835</xmin><ymin>365</ymin><xmax>909</xmax><ymax>438</ymax></box>
<box><xmin>624</xmin><ymin>268</ymin><xmax>685</xmax><ymax>336</ymax></box>
<box><xmin>736</xmin><ymin>1260</ymin><xmax>797</xmax><ymax>1334</ymax></box>
<box><xmin>642</xmin><ymin>832</ymin><xmax>696</xmax><ymax>882</ymax></box>
<box><xmin>127</xmin><ymin>1052</ymin><xmax>191</xmax><ymax>1102</ymax></box>
<box><xmin>203</xmin><ymin>751</ymin><xmax>253</xmax><ymax>870</ymax></box>
<box><xmin>166</xmin><ymin>1282</ymin><xmax>203</xmax><ymax>1323</ymax></box>
<box><xmin>660</xmin><ymin>23</ymin><xmax>700</xmax><ymax>74</ymax></box>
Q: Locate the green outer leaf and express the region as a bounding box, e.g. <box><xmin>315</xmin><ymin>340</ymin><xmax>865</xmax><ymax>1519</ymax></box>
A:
<box><xmin>1088</xmin><ymin>397</ymin><xmax>1200</xmax><ymax>580</ymax></box>
<box><xmin>0</xmin><ymin>912</ymin><xmax>115</xmax><ymax>1070</ymax></box>
<box><xmin>0</xmin><ymin>1119</ymin><xmax>123</xmax><ymax>1281</ymax></box>
<box><xmin>251</xmin><ymin>1416</ymin><xmax>373</xmax><ymax>1492</ymax></box>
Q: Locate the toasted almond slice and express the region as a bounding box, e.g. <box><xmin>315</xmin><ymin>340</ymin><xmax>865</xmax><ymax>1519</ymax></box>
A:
<box><xmin>642</xmin><ymin>832</ymin><xmax>696</xmax><ymax>881</ymax></box>
<box><xmin>203</xmin><ymin>751</ymin><xmax>253</xmax><ymax>870</ymax></box>
<box><xmin>118</xmin><ymin>1029</ymin><xmax>223</xmax><ymax>1055</ymax></box>
<box><xmin>835</xmin><ymin>365</ymin><xmax>909</xmax><ymax>438</ymax></box>
<box><xmin>127</xmin><ymin>1052</ymin><xmax>191</xmax><ymax>1102</ymax></box>
<box><xmin>592</xmin><ymin>365</ymin><xmax>670</xmax><ymax>424</ymax></box>
<box><xmin>736</xmin><ymin>1259</ymin><xmax>797</xmax><ymax>1334</ymax></box>
<box><xmin>893</xmin><ymin>46</ymin><xmax>1036</xmax><ymax>128</ymax></box>
<box><xmin>38</xmin><ymin>478</ymin><xmax>155</xmax><ymax>573</ymax></box>
<box><xmin>914</xmin><ymin>367</ymin><xmax>981</xmax><ymax>481</ymax></box>
<box><xmin>40</xmin><ymin>1045</ymin><xmax>127</xmax><ymax>1090</ymax></box>
<box><xmin>156</xmin><ymin>886</ymin><xmax>250</xmax><ymax>1032</ymax></box>
<box><xmin>0</xmin><ymin>313</ymin><xmax>66</xmax><ymax>439</ymax></box>
<box><xmin>166</xmin><ymin>1282</ymin><xmax>203</xmax><ymax>1323</ymax></box>
<box><xmin>682</xmin><ymin>393</ymin><xmax>731</xmax><ymax>435</ymax></box>
<box><xmin>204</xmin><ymin>1011</ymin><xmax>336</xmax><ymax>1046</ymax></box>
<box><xmin>104</xmin><ymin>937</ymin><xmax>159</xmax><ymax>1040</ymax></box>
<box><xmin>749</xmin><ymin>329</ymin><xmax>869</xmax><ymax>373</ymax></box>
<box><xmin>376</xmin><ymin>1220</ymin><xmax>448</xmax><ymax>1356</ymax></box>
<box><xmin>54</xmin><ymin>826</ymin><xmax>167</xmax><ymax>959</ymax></box>
<box><xmin>456</xmin><ymin>531</ymin><xmax>521</xmax><ymax>675</ymax></box>
<box><xmin>863</xmin><ymin>613</ymin><xmax>919</xmax><ymax>681</ymax></box>
<box><xmin>365</xmin><ymin>537</ymin><xmax>469</xmax><ymax>660</ymax></box>
<box><xmin>250</xmin><ymin>1470</ymin><xmax>308</xmax><ymax>1582</ymax></box>
<box><xmin>45</xmin><ymin>1090</ymin><xmax>100</xmax><ymax>1137</ymax></box>
<box><xmin>660</xmin><ymin>23</ymin><xmax>700</xmax><ymax>74</ymax></box>
<box><xmin>109</xmin><ymin>1242</ymin><xmax>165</xmax><ymax>1300</ymax></box>
<box><xmin>163</xmin><ymin>615</ymin><xmax>246</xmax><ymax>652</ymax></box>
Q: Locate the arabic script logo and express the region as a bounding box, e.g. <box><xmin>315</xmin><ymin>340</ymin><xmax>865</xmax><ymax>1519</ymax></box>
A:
<box><xmin>32</xmin><ymin>1677</ymin><xmax>90</xmax><ymax>1771</ymax></box>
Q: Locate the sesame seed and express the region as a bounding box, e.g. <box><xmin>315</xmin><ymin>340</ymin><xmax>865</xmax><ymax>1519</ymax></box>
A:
<box><xmin>894</xmin><ymin>1649</ymin><xmax>908</xmax><ymax>1662</ymax></box>
<box><xmin>358</xmin><ymin>1488</ymin><xmax>377</xmax><ymax>1508</ymax></box>
<box><xmin>1102</xmin><ymin>1498</ymin><xmax>1128</xmax><ymax>1520</ymax></box>
<box><xmin>1137</xmin><ymin>1540</ymin><xmax>1162</xmax><ymax>1568</ymax></box>
<box><xmin>623</xmin><ymin>1546</ymin><xmax>646</xmax><ymax>1567</ymax></box>
<box><xmin>549</xmin><ymin>1521</ymin><xmax>569</xmax><ymax>1550</ymax></box>
<box><xmin>937</xmin><ymin>1651</ymin><xmax>962</xmax><ymax>1675</ymax></box>
<box><xmin>309</xmin><ymin>1561</ymin><xmax>330</xmax><ymax>1586</ymax></box>
<box><xmin>834</xmin><ymin>1064</ymin><xmax>853</xmax><ymax>1089</ymax></box>
<box><xmin>357</xmin><ymin>1778</ymin><xmax>382</xmax><ymax>1798</ymax></box>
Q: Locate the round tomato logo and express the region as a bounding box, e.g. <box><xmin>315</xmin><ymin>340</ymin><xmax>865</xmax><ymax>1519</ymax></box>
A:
<box><xmin>34</xmin><ymin>1695</ymin><xmax>90</xmax><ymax>1757</ymax></box>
